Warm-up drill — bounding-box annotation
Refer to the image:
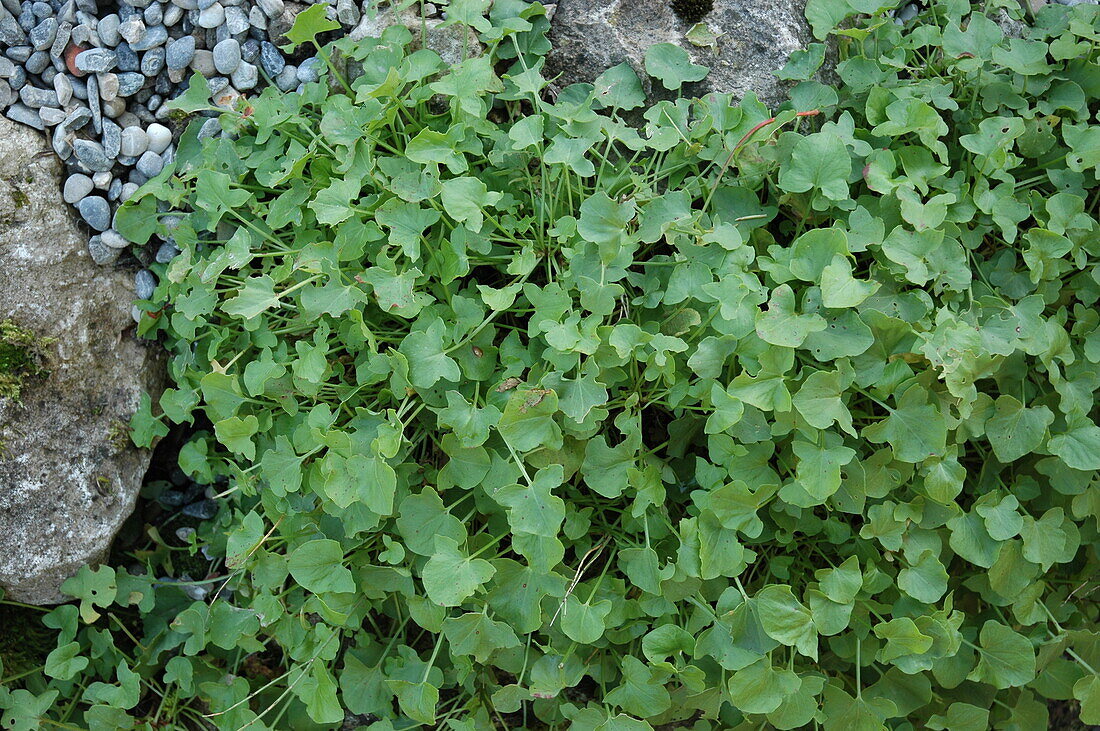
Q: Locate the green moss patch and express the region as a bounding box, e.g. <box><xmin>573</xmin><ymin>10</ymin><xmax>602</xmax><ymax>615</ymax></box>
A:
<box><xmin>0</xmin><ymin>319</ymin><xmax>53</xmax><ymax>401</ymax></box>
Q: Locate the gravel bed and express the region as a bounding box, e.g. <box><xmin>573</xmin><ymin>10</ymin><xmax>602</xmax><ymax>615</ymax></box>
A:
<box><xmin>0</xmin><ymin>0</ymin><xmax>372</xmax><ymax>316</ymax></box>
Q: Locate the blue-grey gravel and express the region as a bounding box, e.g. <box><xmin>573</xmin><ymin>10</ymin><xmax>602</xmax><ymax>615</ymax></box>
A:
<box><xmin>63</xmin><ymin>173</ymin><xmax>93</xmax><ymax>204</ymax></box>
<box><xmin>77</xmin><ymin>195</ymin><xmax>110</xmax><ymax>231</ymax></box>
<box><xmin>0</xmin><ymin>0</ymin><xmax>373</xmax><ymax>268</ymax></box>
<box><xmin>135</xmin><ymin>268</ymin><xmax>156</xmax><ymax>299</ymax></box>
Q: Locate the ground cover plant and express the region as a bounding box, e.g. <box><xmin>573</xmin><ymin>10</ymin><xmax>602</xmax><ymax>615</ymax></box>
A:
<box><xmin>2</xmin><ymin>0</ymin><xmax>1099</xmax><ymax>728</ymax></box>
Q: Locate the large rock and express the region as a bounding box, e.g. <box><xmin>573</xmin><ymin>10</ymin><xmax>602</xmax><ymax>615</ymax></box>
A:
<box><xmin>546</xmin><ymin>0</ymin><xmax>811</xmax><ymax>108</ymax></box>
<box><xmin>0</xmin><ymin>118</ymin><xmax>164</xmax><ymax>605</ymax></box>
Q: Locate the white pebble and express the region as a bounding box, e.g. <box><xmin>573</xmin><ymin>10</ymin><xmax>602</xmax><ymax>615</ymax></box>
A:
<box><xmin>120</xmin><ymin>125</ymin><xmax>148</xmax><ymax>156</ymax></box>
<box><xmin>146</xmin><ymin>122</ymin><xmax>171</xmax><ymax>153</ymax></box>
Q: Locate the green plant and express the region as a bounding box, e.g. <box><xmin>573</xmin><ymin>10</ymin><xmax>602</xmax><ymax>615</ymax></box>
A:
<box><xmin>5</xmin><ymin>0</ymin><xmax>1100</xmax><ymax>728</ymax></box>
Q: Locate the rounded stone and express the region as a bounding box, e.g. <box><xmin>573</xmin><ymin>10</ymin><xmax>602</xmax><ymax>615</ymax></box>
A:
<box><xmin>74</xmin><ymin>47</ymin><xmax>117</xmax><ymax>73</ymax></box>
<box><xmin>119</xmin><ymin>125</ymin><xmax>148</xmax><ymax>156</ymax></box>
<box><xmin>258</xmin><ymin>40</ymin><xmax>283</xmax><ymax>76</ymax></box>
<box><xmin>197</xmin><ymin>2</ymin><xmax>224</xmax><ymax>28</ymax></box>
<box><xmin>77</xmin><ymin>195</ymin><xmax>111</xmax><ymax>231</ymax></box>
<box><xmin>53</xmin><ymin>72</ymin><xmax>72</xmax><ymax>104</ymax></box>
<box><xmin>88</xmin><ymin>234</ymin><xmax>121</xmax><ymax>264</ymax></box>
<box><xmin>230</xmin><ymin>60</ymin><xmax>256</xmax><ymax>90</ymax></box>
<box><xmin>100</xmin><ymin>228</ymin><xmax>129</xmax><ymax>249</ymax></box>
<box><xmin>97</xmin><ymin>14</ymin><xmax>121</xmax><ymax>46</ymax></box>
<box><xmin>135</xmin><ymin>269</ymin><xmax>156</xmax><ymax>299</ymax></box>
<box><xmin>212</xmin><ymin>38</ymin><xmax>240</xmax><ymax>74</ymax></box>
<box><xmin>63</xmin><ymin>173</ymin><xmax>94</xmax><ymax>203</ymax></box>
<box><xmin>146</xmin><ymin>121</ymin><xmax>171</xmax><ymax>153</ymax></box>
<box><xmin>297</xmin><ymin>56</ymin><xmax>321</xmax><ymax>83</ymax></box>
<box><xmin>165</xmin><ymin>34</ymin><xmax>194</xmax><ymax>70</ymax></box>
<box><xmin>91</xmin><ymin>170</ymin><xmax>113</xmax><ymax>189</ymax></box>
<box><xmin>130</xmin><ymin>24</ymin><xmax>168</xmax><ymax>51</ymax></box>
<box><xmin>190</xmin><ymin>48</ymin><xmax>215</xmax><ymax>76</ymax></box>
<box><xmin>135</xmin><ymin>149</ymin><xmax>163</xmax><ymax>177</ymax></box>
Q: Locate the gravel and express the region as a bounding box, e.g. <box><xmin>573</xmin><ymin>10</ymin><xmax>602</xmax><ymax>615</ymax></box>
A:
<box><xmin>0</xmin><ymin>0</ymin><xmax>369</xmax><ymax>267</ymax></box>
<box><xmin>77</xmin><ymin>194</ymin><xmax>110</xmax><ymax>231</ymax></box>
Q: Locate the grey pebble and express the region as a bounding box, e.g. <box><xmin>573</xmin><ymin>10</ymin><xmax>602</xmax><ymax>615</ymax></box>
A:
<box><xmin>230</xmin><ymin>60</ymin><xmax>255</xmax><ymax>90</ymax></box>
<box><xmin>223</xmin><ymin>4</ymin><xmax>247</xmax><ymax>34</ymax></box>
<box><xmin>49</xmin><ymin>19</ymin><xmax>71</xmax><ymax>58</ymax></box>
<box><xmin>197</xmin><ymin>115</ymin><xmax>219</xmax><ymax>138</ymax></box>
<box><xmin>75</xmin><ymin>47</ymin><xmax>116</xmax><ymax>73</ymax></box>
<box><xmin>38</xmin><ymin>105</ymin><xmax>64</xmax><ymax>125</ymax></box>
<box><xmin>257</xmin><ymin>0</ymin><xmax>282</xmax><ymax>19</ymax></box>
<box><xmin>91</xmin><ymin>170</ymin><xmax>113</xmax><ymax>189</ymax></box>
<box><xmin>102</xmin><ymin>118</ymin><xmax>121</xmax><ymax>158</ymax></box>
<box><xmin>63</xmin><ymin>173</ymin><xmax>93</xmax><ymax>203</ymax></box>
<box><xmin>0</xmin><ymin>57</ymin><xmax>14</xmax><ymax>76</ymax></box>
<box><xmin>0</xmin><ymin>14</ymin><xmax>27</xmax><ymax>46</ymax></box>
<box><xmin>166</xmin><ymin>34</ymin><xmax>194</xmax><ymax>69</ymax></box>
<box><xmin>5</xmin><ymin>45</ymin><xmax>32</xmax><ymax>64</ymax></box>
<box><xmin>274</xmin><ymin>64</ymin><xmax>296</xmax><ymax>91</ymax></box>
<box><xmin>248</xmin><ymin>6</ymin><xmax>266</xmax><ymax>30</ymax></box>
<box><xmin>259</xmin><ymin>40</ymin><xmax>283</xmax><ymax>76</ymax></box>
<box><xmin>297</xmin><ymin>57</ymin><xmax>320</xmax><ymax>84</ymax></box>
<box><xmin>77</xmin><ymin>195</ymin><xmax>110</xmax><ymax>230</ymax></box>
<box><xmin>88</xmin><ymin>234</ymin><xmax>120</xmax><ymax>264</ymax></box>
<box><xmin>140</xmin><ymin>45</ymin><xmax>164</xmax><ymax>76</ymax></box>
<box><xmin>120</xmin><ymin>182</ymin><xmax>139</xmax><ymax>202</ymax></box>
<box><xmin>190</xmin><ymin>48</ymin><xmax>214</xmax><ymax>76</ymax></box>
<box><xmin>86</xmin><ymin>72</ymin><xmax>101</xmax><ymax>132</ymax></box>
<box><xmin>24</xmin><ymin>49</ymin><xmax>48</xmax><ymax>74</ymax></box>
<box><xmin>53</xmin><ymin>72</ymin><xmax>71</xmax><ymax>104</ymax></box>
<box><xmin>98</xmin><ymin>71</ymin><xmax>119</xmax><ymax>101</ymax></box>
<box><xmin>108</xmin><ymin>178</ymin><xmax>122</xmax><ymax>201</ymax></box>
<box><xmin>114</xmin><ymin>42</ymin><xmax>140</xmax><ymax>72</ymax></box>
<box><xmin>63</xmin><ymin>105</ymin><xmax>91</xmax><ymax>130</ymax></box>
<box><xmin>18</xmin><ymin>84</ymin><xmax>58</xmax><ymax>107</ymax></box>
<box><xmin>182</xmin><ymin>499</ymin><xmax>217</xmax><ymax>519</ymax></box>
<box><xmin>171</xmin><ymin>0</ymin><xmax>198</xmax><ymax>10</ymax></box>
<box><xmin>28</xmin><ymin>15</ymin><xmax>55</xmax><ymax>49</ymax></box>
<box><xmin>135</xmin><ymin>269</ymin><xmax>156</xmax><ymax>299</ymax></box>
<box><xmin>101</xmin><ymin>228</ymin><xmax>129</xmax><ymax>249</ymax></box>
<box><xmin>196</xmin><ymin>2</ymin><xmax>222</xmax><ymax>28</ymax></box>
<box><xmin>155</xmin><ymin>241</ymin><xmax>180</xmax><ymax>263</ymax></box>
<box><xmin>143</xmin><ymin>2</ymin><xmax>162</xmax><ymax>26</ymax></box>
<box><xmin>97</xmin><ymin>13</ymin><xmax>120</xmax><ymax>45</ymax></box>
<box><xmin>119</xmin><ymin>125</ymin><xmax>148</xmax><ymax>156</ymax></box>
<box><xmin>116</xmin><ymin>71</ymin><xmax>144</xmax><ymax>96</ymax></box>
<box><xmin>130</xmin><ymin>23</ymin><xmax>167</xmax><ymax>50</ymax></box>
<box><xmin>118</xmin><ymin>17</ymin><xmax>144</xmax><ymax>44</ymax></box>
<box><xmin>336</xmin><ymin>0</ymin><xmax>359</xmax><ymax>26</ymax></box>
<box><xmin>69</xmin><ymin>20</ymin><xmax>91</xmax><ymax>45</ymax></box>
<box><xmin>162</xmin><ymin>4</ymin><xmax>183</xmax><ymax>26</ymax></box>
<box><xmin>6</xmin><ymin>101</ymin><xmax>44</xmax><ymax>129</ymax></box>
<box><xmin>212</xmin><ymin>37</ymin><xmax>239</xmax><ymax>74</ymax></box>
<box><xmin>206</xmin><ymin>74</ymin><xmax>228</xmax><ymax>95</ymax></box>
<box><xmin>7</xmin><ymin>64</ymin><xmax>25</xmax><ymax>89</ymax></box>
<box><xmin>241</xmin><ymin>37</ymin><xmax>258</xmax><ymax>63</ymax></box>
<box><xmin>102</xmin><ymin>95</ymin><xmax>125</xmax><ymax>118</ymax></box>
<box><xmin>135</xmin><ymin>149</ymin><xmax>163</xmax><ymax>177</ymax></box>
<box><xmin>0</xmin><ymin>78</ymin><xmax>10</xmax><ymax>107</ymax></box>
<box><xmin>197</xmin><ymin>0</ymin><xmax>217</xmax><ymax>10</ymax></box>
<box><xmin>72</xmin><ymin>138</ymin><xmax>112</xmax><ymax>171</ymax></box>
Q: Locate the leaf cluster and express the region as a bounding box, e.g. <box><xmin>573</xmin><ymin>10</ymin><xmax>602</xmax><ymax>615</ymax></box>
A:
<box><xmin>4</xmin><ymin>1</ymin><xmax>1100</xmax><ymax>729</ymax></box>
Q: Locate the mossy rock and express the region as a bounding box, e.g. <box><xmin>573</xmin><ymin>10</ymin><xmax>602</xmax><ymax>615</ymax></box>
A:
<box><xmin>0</xmin><ymin>319</ymin><xmax>53</xmax><ymax>402</ymax></box>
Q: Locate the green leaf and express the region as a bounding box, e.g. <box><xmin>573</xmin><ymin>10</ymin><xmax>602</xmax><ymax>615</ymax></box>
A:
<box><xmin>863</xmin><ymin>385</ymin><xmax>947</xmax><ymax>463</ymax></box>
<box><xmin>967</xmin><ymin>621</ymin><xmax>1036</xmax><ymax>689</ymax></box>
<box><xmin>280</xmin><ymin>1</ymin><xmax>341</xmax><ymax>53</ymax></box>
<box><xmin>985</xmin><ymin>396</ymin><xmax>1054</xmax><ymax>463</ymax></box>
<box><xmin>756</xmin><ymin>585</ymin><xmax>818</xmax><ymax>660</ymax></box>
<box><xmin>1049</xmin><ymin>417</ymin><xmax>1100</xmax><ymax>470</ymax></box>
<box><xmin>130</xmin><ymin>392</ymin><xmax>168</xmax><ymax>448</ymax></box>
<box><xmin>497</xmin><ymin>389</ymin><xmax>562</xmax><ymax>452</ymax></box>
<box><xmin>442</xmin><ymin>612</ymin><xmax>521</xmax><ymax>663</ymax></box>
<box><xmin>560</xmin><ymin>596</ymin><xmax>613</xmax><ymax>644</ymax></box>
<box><xmin>604</xmin><ymin>655</ymin><xmax>672</xmax><ymax>718</ymax></box>
<box><xmin>422</xmin><ymin>535</ymin><xmax>495</xmax><ymax>607</ymax></box>
<box><xmin>728</xmin><ymin>657</ymin><xmax>800</xmax><ymax>714</ymax></box>
<box><xmin>644</xmin><ymin>43</ymin><xmax>708</xmax><ymax>90</ymax></box>
<box><xmin>44</xmin><ymin>642</ymin><xmax>89</xmax><ymax>681</ymax></box>
<box><xmin>778</xmin><ymin>132</ymin><xmax>851</xmax><ymax>201</ymax></box>
<box><xmin>287</xmin><ymin>539</ymin><xmax>354</xmax><ymax>594</ymax></box>
<box><xmin>495</xmin><ymin>465</ymin><xmax>567</xmax><ymax>538</ymax></box>
<box><xmin>756</xmin><ymin>284</ymin><xmax>827</xmax><ymax>348</ymax></box>
<box><xmin>897</xmin><ymin>550</ymin><xmax>949</xmax><ymax>604</ymax></box>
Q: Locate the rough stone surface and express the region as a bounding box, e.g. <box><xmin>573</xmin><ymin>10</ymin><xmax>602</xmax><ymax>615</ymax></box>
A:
<box><xmin>545</xmin><ymin>0</ymin><xmax>811</xmax><ymax>108</ymax></box>
<box><xmin>0</xmin><ymin>117</ymin><xmax>164</xmax><ymax>605</ymax></box>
